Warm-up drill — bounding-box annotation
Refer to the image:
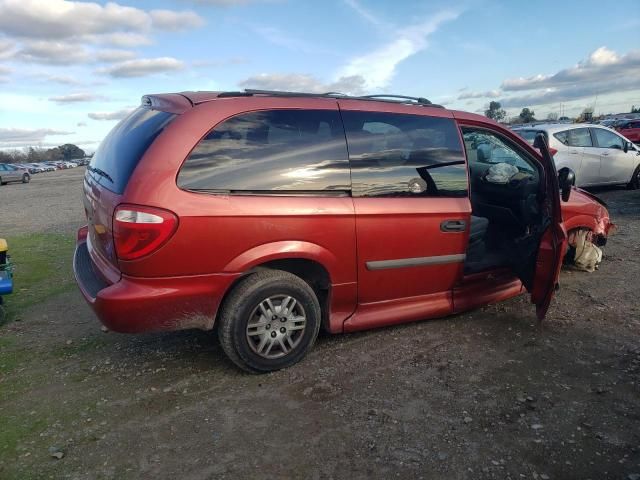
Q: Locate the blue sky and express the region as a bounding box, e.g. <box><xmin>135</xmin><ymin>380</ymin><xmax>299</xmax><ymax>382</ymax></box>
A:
<box><xmin>0</xmin><ymin>0</ymin><xmax>639</xmax><ymax>152</ymax></box>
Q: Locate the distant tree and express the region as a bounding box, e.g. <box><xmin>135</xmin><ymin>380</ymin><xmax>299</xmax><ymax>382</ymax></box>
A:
<box><xmin>632</xmin><ymin>105</ymin><xmax>640</xmax><ymax>113</ymax></box>
<box><xmin>519</xmin><ymin>108</ymin><xmax>536</xmax><ymax>123</ymax></box>
<box><xmin>546</xmin><ymin>112</ymin><xmax>558</xmax><ymax>121</ymax></box>
<box><xmin>485</xmin><ymin>101</ymin><xmax>506</xmax><ymax>122</ymax></box>
<box><xmin>58</xmin><ymin>143</ymin><xmax>85</xmax><ymax>160</ymax></box>
<box><xmin>0</xmin><ymin>151</ymin><xmax>12</xmax><ymax>163</ymax></box>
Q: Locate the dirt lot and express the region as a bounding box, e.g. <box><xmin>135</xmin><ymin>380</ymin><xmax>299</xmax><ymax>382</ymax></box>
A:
<box><xmin>1</xmin><ymin>169</ymin><xmax>639</xmax><ymax>480</ymax></box>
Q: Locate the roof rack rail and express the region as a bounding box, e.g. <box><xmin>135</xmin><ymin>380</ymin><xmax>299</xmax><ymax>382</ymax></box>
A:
<box><xmin>361</xmin><ymin>94</ymin><xmax>433</xmax><ymax>105</ymax></box>
<box><xmin>234</xmin><ymin>89</ymin><xmax>443</xmax><ymax>108</ymax></box>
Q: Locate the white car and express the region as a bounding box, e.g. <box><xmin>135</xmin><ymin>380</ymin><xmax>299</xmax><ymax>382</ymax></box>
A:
<box><xmin>513</xmin><ymin>123</ymin><xmax>640</xmax><ymax>189</ymax></box>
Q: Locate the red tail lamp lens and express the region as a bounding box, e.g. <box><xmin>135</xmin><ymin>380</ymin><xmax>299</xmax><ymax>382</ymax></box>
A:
<box><xmin>113</xmin><ymin>205</ymin><xmax>178</xmax><ymax>261</ymax></box>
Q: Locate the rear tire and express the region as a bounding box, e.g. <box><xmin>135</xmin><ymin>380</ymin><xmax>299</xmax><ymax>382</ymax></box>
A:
<box><xmin>22</xmin><ymin>174</ymin><xmax>30</xmax><ymax>183</ymax></box>
<box><xmin>218</xmin><ymin>269</ymin><xmax>321</xmax><ymax>373</ymax></box>
<box><xmin>628</xmin><ymin>164</ymin><xmax>640</xmax><ymax>190</ymax></box>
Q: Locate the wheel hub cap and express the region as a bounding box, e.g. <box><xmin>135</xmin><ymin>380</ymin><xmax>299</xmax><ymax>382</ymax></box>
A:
<box><xmin>246</xmin><ymin>295</ymin><xmax>306</xmax><ymax>359</ymax></box>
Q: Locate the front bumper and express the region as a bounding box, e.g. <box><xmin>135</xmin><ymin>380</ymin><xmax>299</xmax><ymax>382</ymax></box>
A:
<box><xmin>73</xmin><ymin>241</ymin><xmax>240</xmax><ymax>333</ymax></box>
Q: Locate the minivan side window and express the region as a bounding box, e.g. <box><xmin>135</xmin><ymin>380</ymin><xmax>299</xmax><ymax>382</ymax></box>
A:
<box><xmin>342</xmin><ymin>111</ymin><xmax>467</xmax><ymax>197</ymax></box>
<box><xmin>177</xmin><ymin>109</ymin><xmax>350</xmax><ymax>193</ymax></box>
<box><xmin>567</xmin><ymin>128</ymin><xmax>593</xmax><ymax>147</ymax></box>
<box><xmin>592</xmin><ymin>128</ymin><xmax>625</xmax><ymax>150</ymax></box>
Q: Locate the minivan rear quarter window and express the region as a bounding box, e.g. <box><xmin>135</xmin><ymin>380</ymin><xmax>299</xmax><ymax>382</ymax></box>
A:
<box><xmin>177</xmin><ymin>109</ymin><xmax>350</xmax><ymax>194</ymax></box>
<box><xmin>89</xmin><ymin>107</ymin><xmax>176</xmax><ymax>194</ymax></box>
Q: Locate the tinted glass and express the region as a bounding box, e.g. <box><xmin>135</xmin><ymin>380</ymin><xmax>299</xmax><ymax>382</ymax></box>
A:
<box><xmin>342</xmin><ymin>111</ymin><xmax>467</xmax><ymax>197</ymax></box>
<box><xmin>89</xmin><ymin>107</ymin><xmax>175</xmax><ymax>194</ymax></box>
<box><xmin>553</xmin><ymin>130</ymin><xmax>569</xmax><ymax>145</ymax></box>
<box><xmin>463</xmin><ymin>128</ymin><xmax>538</xmax><ymax>176</ymax></box>
<box><xmin>592</xmin><ymin>128</ymin><xmax>624</xmax><ymax>149</ymax></box>
<box><xmin>178</xmin><ymin>109</ymin><xmax>350</xmax><ymax>193</ymax></box>
<box><xmin>567</xmin><ymin>128</ymin><xmax>592</xmax><ymax>147</ymax></box>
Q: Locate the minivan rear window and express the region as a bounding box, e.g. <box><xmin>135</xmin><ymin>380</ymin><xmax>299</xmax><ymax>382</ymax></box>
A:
<box><xmin>88</xmin><ymin>107</ymin><xmax>175</xmax><ymax>194</ymax></box>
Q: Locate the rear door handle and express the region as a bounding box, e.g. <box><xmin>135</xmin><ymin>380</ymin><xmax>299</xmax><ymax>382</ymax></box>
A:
<box><xmin>440</xmin><ymin>220</ymin><xmax>467</xmax><ymax>232</ymax></box>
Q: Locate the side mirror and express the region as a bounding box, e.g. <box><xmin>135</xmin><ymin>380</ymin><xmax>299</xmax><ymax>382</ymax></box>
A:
<box><xmin>624</xmin><ymin>141</ymin><xmax>630</xmax><ymax>153</ymax></box>
<box><xmin>558</xmin><ymin>167</ymin><xmax>575</xmax><ymax>202</ymax></box>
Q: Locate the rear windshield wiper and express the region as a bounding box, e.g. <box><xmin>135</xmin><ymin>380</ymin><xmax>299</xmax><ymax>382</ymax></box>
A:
<box><xmin>87</xmin><ymin>165</ymin><xmax>114</xmax><ymax>183</ymax></box>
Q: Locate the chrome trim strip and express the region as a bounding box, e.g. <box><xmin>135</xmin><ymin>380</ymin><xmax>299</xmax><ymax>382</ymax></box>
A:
<box><xmin>366</xmin><ymin>253</ymin><xmax>466</xmax><ymax>271</ymax></box>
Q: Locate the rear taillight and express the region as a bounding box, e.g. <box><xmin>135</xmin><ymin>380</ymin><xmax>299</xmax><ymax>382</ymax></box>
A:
<box><xmin>113</xmin><ymin>205</ymin><xmax>178</xmax><ymax>261</ymax></box>
<box><xmin>549</xmin><ymin>147</ymin><xmax>558</xmax><ymax>157</ymax></box>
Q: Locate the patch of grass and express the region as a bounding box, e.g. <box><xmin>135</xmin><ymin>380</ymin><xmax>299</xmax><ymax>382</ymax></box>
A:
<box><xmin>0</xmin><ymin>337</ymin><xmax>30</xmax><ymax>376</ymax></box>
<box><xmin>1</xmin><ymin>233</ymin><xmax>75</xmax><ymax>325</ymax></box>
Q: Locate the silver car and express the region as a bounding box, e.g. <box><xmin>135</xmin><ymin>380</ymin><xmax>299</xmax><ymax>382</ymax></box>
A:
<box><xmin>0</xmin><ymin>164</ymin><xmax>30</xmax><ymax>185</ymax></box>
<box><xmin>514</xmin><ymin>123</ymin><xmax>640</xmax><ymax>189</ymax></box>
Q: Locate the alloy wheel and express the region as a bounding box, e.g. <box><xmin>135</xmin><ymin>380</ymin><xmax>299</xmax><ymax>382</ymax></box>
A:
<box><xmin>245</xmin><ymin>295</ymin><xmax>307</xmax><ymax>359</ymax></box>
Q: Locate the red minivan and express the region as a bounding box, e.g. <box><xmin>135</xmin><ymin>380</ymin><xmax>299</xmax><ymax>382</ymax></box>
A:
<box><xmin>74</xmin><ymin>90</ymin><xmax>574</xmax><ymax>372</ymax></box>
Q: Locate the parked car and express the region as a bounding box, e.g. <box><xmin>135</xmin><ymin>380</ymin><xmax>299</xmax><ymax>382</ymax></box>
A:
<box><xmin>513</xmin><ymin>123</ymin><xmax>640</xmax><ymax>189</ymax></box>
<box><xmin>26</xmin><ymin>163</ymin><xmax>46</xmax><ymax>173</ymax></box>
<box><xmin>0</xmin><ymin>163</ymin><xmax>30</xmax><ymax>184</ymax></box>
<box><xmin>614</xmin><ymin>119</ymin><xmax>640</xmax><ymax>144</ymax></box>
<box><xmin>75</xmin><ymin>90</ymin><xmax>588</xmax><ymax>372</ymax></box>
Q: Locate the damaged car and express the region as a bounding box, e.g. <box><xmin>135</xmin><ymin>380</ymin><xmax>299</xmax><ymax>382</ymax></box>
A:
<box><xmin>561</xmin><ymin>188</ymin><xmax>614</xmax><ymax>272</ymax></box>
<box><xmin>76</xmin><ymin>89</ymin><xmax>604</xmax><ymax>372</ymax></box>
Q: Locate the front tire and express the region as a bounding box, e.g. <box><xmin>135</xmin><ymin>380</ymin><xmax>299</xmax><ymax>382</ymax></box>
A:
<box><xmin>218</xmin><ymin>270</ymin><xmax>321</xmax><ymax>373</ymax></box>
<box><xmin>628</xmin><ymin>164</ymin><xmax>640</xmax><ymax>190</ymax></box>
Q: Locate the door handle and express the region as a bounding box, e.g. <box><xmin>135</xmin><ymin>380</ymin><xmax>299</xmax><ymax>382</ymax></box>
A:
<box><xmin>440</xmin><ymin>220</ymin><xmax>467</xmax><ymax>232</ymax></box>
<box><xmin>601</xmin><ymin>151</ymin><xmax>609</xmax><ymax>156</ymax></box>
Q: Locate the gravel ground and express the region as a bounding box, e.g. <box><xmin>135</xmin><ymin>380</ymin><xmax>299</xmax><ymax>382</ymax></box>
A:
<box><xmin>1</xmin><ymin>168</ymin><xmax>639</xmax><ymax>480</ymax></box>
<box><xmin>0</xmin><ymin>167</ymin><xmax>86</xmax><ymax>236</ymax></box>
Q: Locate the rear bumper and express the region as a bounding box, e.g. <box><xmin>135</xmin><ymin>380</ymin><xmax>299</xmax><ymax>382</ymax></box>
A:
<box><xmin>73</xmin><ymin>241</ymin><xmax>241</xmax><ymax>333</ymax></box>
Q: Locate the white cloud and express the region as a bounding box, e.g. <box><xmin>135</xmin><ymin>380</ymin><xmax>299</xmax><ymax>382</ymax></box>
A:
<box><xmin>49</xmin><ymin>93</ymin><xmax>108</xmax><ymax>104</ymax></box>
<box><xmin>77</xmin><ymin>122</ymin><xmax>87</xmax><ymax>127</ymax></box>
<box><xmin>97</xmin><ymin>57</ymin><xmax>184</xmax><ymax>78</ymax></box>
<box><xmin>458</xmin><ymin>89</ymin><xmax>501</xmax><ymax>100</ymax></box>
<box><xmin>0</xmin><ymin>127</ymin><xmax>74</xmax><ymax>146</ymax></box>
<box><xmin>150</xmin><ymin>9</ymin><xmax>204</xmax><ymax>30</ymax></box>
<box><xmin>88</xmin><ymin>108</ymin><xmax>134</xmax><ymax>120</ymax></box>
<box><xmin>239</xmin><ymin>73</ymin><xmax>366</xmax><ymax>95</ymax></box>
<box><xmin>44</xmin><ymin>74</ymin><xmax>83</xmax><ymax>85</ymax></box>
<box><xmin>89</xmin><ymin>32</ymin><xmax>153</xmax><ymax>48</ymax></box>
<box><xmin>336</xmin><ymin>9</ymin><xmax>460</xmax><ymax>90</ymax></box>
<box><xmin>501</xmin><ymin>47</ymin><xmax>640</xmax><ymax>92</ymax></box>
<box><xmin>241</xmin><ymin>7</ymin><xmax>460</xmax><ymax>96</ymax></box>
<box><xmin>17</xmin><ymin>41</ymin><xmax>90</xmax><ymax>65</ymax></box>
<box><xmin>0</xmin><ymin>38</ymin><xmax>15</xmax><ymax>59</ymax></box>
<box><xmin>0</xmin><ymin>0</ymin><xmax>204</xmax><ymax>40</ymax></box>
<box><xmin>0</xmin><ymin>0</ymin><xmax>149</xmax><ymax>39</ymax></box>
<box><xmin>343</xmin><ymin>0</ymin><xmax>387</xmax><ymax>28</ymax></box>
<box><xmin>95</xmin><ymin>49</ymin><xmax>137</xmax><ymax>63</ymax></box>
<box><xmin>0</xmin><ymin>66</ymin><xmax>11</xmax><ymax>75</ymax></box>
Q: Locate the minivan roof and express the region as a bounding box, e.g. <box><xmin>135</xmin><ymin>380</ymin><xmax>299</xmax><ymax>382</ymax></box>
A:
<box><xmin>142</xmin><ymin>89</ymin><xmax>497</xmax><ymax>126</ymax></box>
<box><xmin>143</xmin><ymin>89</ymin><xmax>448</xmax><ymax>110</ymax></box>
